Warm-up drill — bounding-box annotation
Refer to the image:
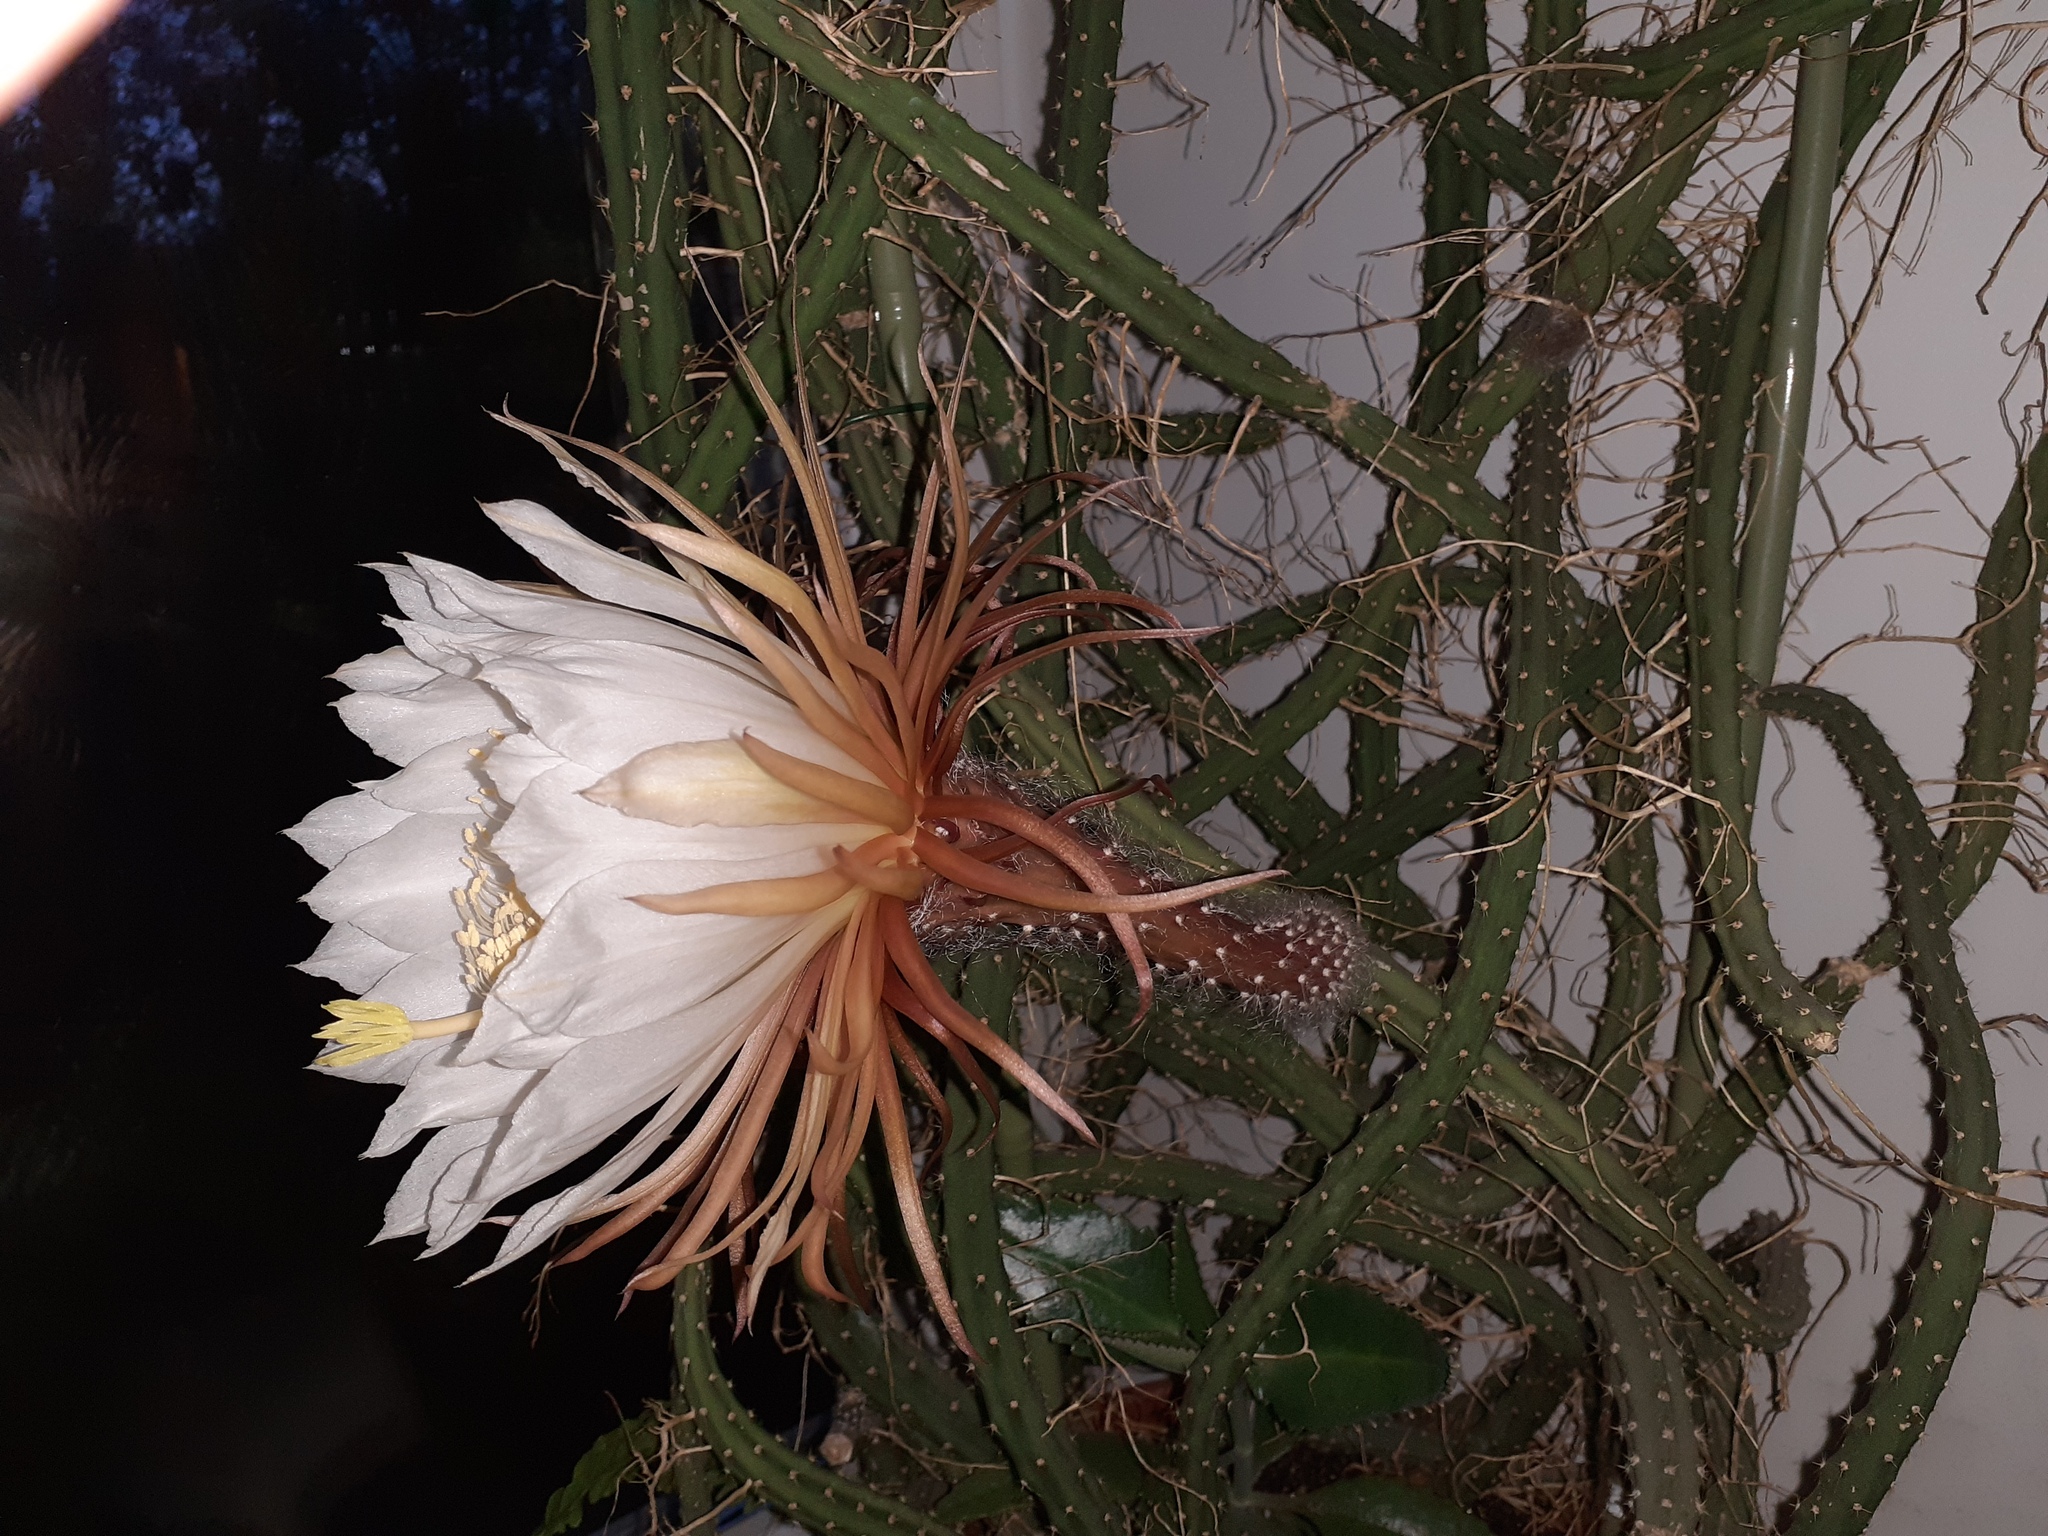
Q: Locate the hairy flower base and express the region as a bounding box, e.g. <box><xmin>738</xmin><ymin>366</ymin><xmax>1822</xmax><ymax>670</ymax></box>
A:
<box><xmin>912</xmin><ymin>773</ymin><xmax>1371</xmax><ymax>1022</ymax></box>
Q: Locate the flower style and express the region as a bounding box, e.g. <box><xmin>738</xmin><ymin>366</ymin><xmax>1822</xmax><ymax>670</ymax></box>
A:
<box><xmin>289</xmin><ymin>400</ymin><xmax>1277</xmax><ymax>1348</ymax></box>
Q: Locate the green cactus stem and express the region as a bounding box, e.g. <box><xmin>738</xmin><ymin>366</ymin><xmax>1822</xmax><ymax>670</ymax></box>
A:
<box><xmin>1024</xmin><ymin>1143</ymin><xmax>1577</xmax><ymax>1355</ymax></box>
<box><xmin>939</xmin><ymin>958</ymin><xmax>1121</xmax><ymax>1536</ymax></box>
<box><xmin>668</xmin><ymin>133</ymin><xmax>892</xmax><ymax>511</ymax></box>
<box><xmin>1663</xmin><ymin>432</ymin><xmax>2048</xmax><ymax>1211</ymax></box>
<box><xmin>1034</xmin><ymin>0</ymin><xmax>1124</xmax><ymax>485</ymax></box>
<box><xmin>1169</xmin><ymin>351</ymin><xmax>1574</xmax><ymax>1519</ymax></box>
<box><xmin>1939</xmin><ymin>434</ymin><xmax>2048</xmax><ymax>908</ymax></box>
<box><xmin>1462</xmin><ymin>1049</ymin><xmax>1800</xmax><ymax>1352</ymax></box>
<box><xmin>1585</xmin><ymin>701</ymin><xmax>1668</xmax><ymax>1137</ymax></box>
<box><xmin>1277</xmin><ymin>0</ymin><xmax>1692</xmax><ymax>290</ymax></box>
<box><xmin>1343</xmin><ymin>949</ymin><xmax>1797</xmax><ymax>1352</ymax></box>
<box><xmin>587</xmin><ymin>0</ymin><xmax>701</xmax><ymax>479</ymax></box>
<box><xmin>673</xmin><ymin>1266</ymin><xmax>957</xmax><ymax>1536</ymax></box>
<box><xmin>1132</xmin><ymin>1004</ymin><xmax>1540</xmax><ymax>1222</ymax></box>
<box><xmin>715</xmin><ymin>0</ymin><xmax>1518</xmax><ymax>546</ymax></box>
<box><xmin>1735</xmin><ymin>29</ymin><xmax>1849</xmax><ymax>791</ymax></box>
<box><xmin>1571</xmin><ymin>1225</ymin><xmax>1704</xmax><ymax>1536</ymax></box>
<box><xmin>865</xmin><ymin>206</ymin><xmax>927</xmax><ymax>409</ymax></box>
<box><xmin>1567</xmin><ymin>0</ymin><xmax>1875</xmax><ymax>100</ymax></box>
<box><xmin>1342</xmin><ymin>0</ymin><xmax>1493</xmax><ymax>814</ymax></box>
<box><xmin>801</xmin><ymin>1292</ymin><xmax>1009</xmax><ymax>1471</ymax></box>
<box><xmin>1679</xmin><ymin>211</ymin><xmax>1843</xmax><ymax>1056</ymax></box>
<box><xmin>1761</xmin><ymin>684</ymin><xmax>1998</xmax><ymax>1536</ymax></box>
<box><xmin>1199</xmin><ymin>566</ymin><xmax>1502</xmax><ymax>672</ymax></box>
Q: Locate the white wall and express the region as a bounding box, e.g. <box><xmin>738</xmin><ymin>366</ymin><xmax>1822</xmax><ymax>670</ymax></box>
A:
<box><xmin>954</xmin><ymin>3</ymin><xmax>2048</xmax><ymax>1527</ymax></box>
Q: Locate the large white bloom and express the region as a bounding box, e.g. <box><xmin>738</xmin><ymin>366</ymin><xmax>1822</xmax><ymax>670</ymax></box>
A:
<box><xmin>289</xmin><ymin>413</ymin><xmax>1276</xmax><ymax>1346</ymax></box>
<box><xmin>289</xmin><ymin>500</ymin><xmax>888</xmax><ymax>1276</ymax></box>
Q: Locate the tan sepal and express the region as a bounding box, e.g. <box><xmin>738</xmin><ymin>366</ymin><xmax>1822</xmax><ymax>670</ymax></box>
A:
<box><xmin>631</xmin><ymin>869</ymin><xmax>853</xmax><ymax>917</ymax></box>
<box><xmin>737</xmin><ymin>731</ymin><xmax>911</xmax><ymax>831</ymax></box>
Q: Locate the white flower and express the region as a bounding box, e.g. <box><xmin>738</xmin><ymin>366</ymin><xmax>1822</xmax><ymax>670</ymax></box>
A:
<box><xmin>289</xmin><ymin>410</ymin><xmax>1273</xmax><ymax>1347</ymax></box>
<box><xmin>291</xmin><ymin>498</ymin><xmax>890</xmax><ymax>1275</ymax></box>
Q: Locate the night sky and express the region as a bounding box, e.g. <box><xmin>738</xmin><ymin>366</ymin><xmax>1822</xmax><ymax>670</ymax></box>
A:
<box><xmin>0</xmin><ymin>5</ymin><xmax>807</xmax><ymax>1530</ymax></box>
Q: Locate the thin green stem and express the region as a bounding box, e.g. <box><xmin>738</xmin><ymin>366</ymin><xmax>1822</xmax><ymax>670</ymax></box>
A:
<box><xmin>718</xmin><ymin>0</ymin><xmax>1516</xmax><ymax>541</ymax></box>
<box><xmin>1735</xmin><ymin>30</ymin><xmax>1849</xmax><ymax>789</ymax></box>
<box><xmin>1941</xmin><ymin>434</ymin><xmax>2048</xmax><ymax>907</ymax></box>
<box><xmin>682</xmin><ymin>10</ymin><xmax>779</xmax><ymax>312</ymax></box>
<box><xmin>1680</xmin><ymin>193</ymin><xmax>1842</xmax><ymax>1055</ymax></box>
<box><xmin>1278</xmin><ymin>0</ymin><xmax>1694</xmax><ymax>289</ymax></box>
<box><xmin>1171</xmin><ymin>345</ymin><xmax>1573</xmax><ymax>1521</ymax></box>
<box><xmin>800</xmin><ymin>1292</ymin><xmax>1008</xmax><ymax>1469</ymax></box>
<box><xmin>867</xmin><ymin>207</ymin><xmax>929</xmax><ymax>409</ymax></box>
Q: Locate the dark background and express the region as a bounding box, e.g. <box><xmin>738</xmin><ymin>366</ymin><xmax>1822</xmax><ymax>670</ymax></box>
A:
<box><xmin>0</xmin><ymin>4</ymin><xmax>806</xmax><ymax>1530</ymax></box>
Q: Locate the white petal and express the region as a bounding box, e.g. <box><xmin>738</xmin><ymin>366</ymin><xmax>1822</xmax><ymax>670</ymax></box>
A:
<box><xmin>285</xmin><ymin>791</ymin><xmax>409</xmax><ymax>870</ymax></box>
<box><xmin>466</xmin><ymin>933</ymin><xmax>806</xmax><ymax>1210</ymax></box>
<box><xmin>470</xmin><ymin>1084</ymin><xmax>701</xmax><ymax>1276</ymax></box>
<box><xmin>488</xmin><ymin>760</ymin><xmax>861</xmax><ymax>916</ymax></box>
<box><xmin>475</xmin><ymin>730</ymin><xmax>561</xmax><ymax>807</ymax></box>
<box><xmin>482</xmin><ymin>499</ymin><xmax>733</xmax><ymax>636</ymax></box>
<box><xmin>470</xmin><ymin>645</ymin><xmax>790</xmax><ymax>770</ymax></box>
<box><xmin>335</xmin><ymin>675</ymin><xmax>513</xmax><ymax>767</ymax></box>
<box><xmin>368</xmin><ymin>561</ymin><xmax>459</xmax><ymax>628</ymax></box>
<box><xmin>375</xmin><ymin>1120</ymin><xmax>497</xmax><ymax>1242</ymax></box>
<box><xmin>476</xmin><ymin>859</ymin><xmax>814</xmax><ymax>1047</ymax></box>
<box><xmin>366</xmin><ymin>1045</ymin><xmax>537</xmax><ymax>1159</ymax></box>
<box><xmin>386</xmin><ymin>616</ymin><xmax>495</xmax><ymax>674</ymax></box>
<box><xmin>333</xmin><ymin>642</ymin><xmax>439</xmax><ymax>696</ymax></box>
<box><xmin>469</xmin><ymin>1028</ymin><xmax>580</xmax><ymax>1072</ymax></box>
<box><xmin>410</xmin><ymin>547</ymin><xmax>739</xmax><ymax>662</ymax></box>
<box><xmin>304</xmin><ymin>810</ymin><xmax>473</xmax><ymax>952</ymax></box>
<box><xmin>364</xmin><ymin>949</ymin><xmax>473</xmax><ymax>1021</ymax></box>
<box><xmin>296</xmin><ymin>921</ymin><xmax>407</xmax><ymax>992</ymax></box>
<box><xmin>366</xmin><ymin>734</ymin><xmax>495</xmax><ymax>815</ymax></box>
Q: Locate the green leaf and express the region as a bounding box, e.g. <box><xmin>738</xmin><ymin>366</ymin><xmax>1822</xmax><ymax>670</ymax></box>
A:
<box><xmin>535</xmin><ymin>1411</ymin><xmax>660</xmax><ymax>1536</ymax></box>
<box><xmin>1249</xmin><ymin>1284</ymin><xmax>1449</xmax><ymax>1432</ymax></box>
<box><xmin>998</xmin><ymin>1191</ymin><xmax>1187</xmax><ymax>1349</ymax></box>
<box><xmin>1291</xmin><ymin>1476</ymin><xmax>1493</xmax><ymax>1536</ymax></box>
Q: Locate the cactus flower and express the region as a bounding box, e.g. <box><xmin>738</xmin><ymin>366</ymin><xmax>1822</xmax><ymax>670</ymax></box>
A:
<box><xmin>289</xmin><ymin>402</ymin><xmax>1275</xmax><ymax>1348</ymax></box>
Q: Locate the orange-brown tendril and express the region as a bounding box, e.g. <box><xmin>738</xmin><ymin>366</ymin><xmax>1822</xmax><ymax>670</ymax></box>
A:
<box><xmin>518</xmin><ymin>387</ymin><xmax>1295</xmax><ymax>1357</ymax></box>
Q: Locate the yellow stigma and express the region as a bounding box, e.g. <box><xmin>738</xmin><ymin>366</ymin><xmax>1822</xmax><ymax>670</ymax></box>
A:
<box><xmin>314</xmin><ymin>1001</ymin><xmax>481</xmax><ymax>1067</ymax></box>
<box><xmin>315</xmin><ymin>1000</ymin><xmax>414</xmax><ymax>1065</ymax></box>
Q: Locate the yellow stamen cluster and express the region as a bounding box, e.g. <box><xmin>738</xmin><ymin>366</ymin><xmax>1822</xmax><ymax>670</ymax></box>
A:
<box><xmin>453</xmin><ymin>826</ymin><xmax>540</xmax><ymax>995</ymax></box>
<box><xmin>315</xmin><ymin>825</ymin><xmax>531</xmax><ymax>1069</ymax></box>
